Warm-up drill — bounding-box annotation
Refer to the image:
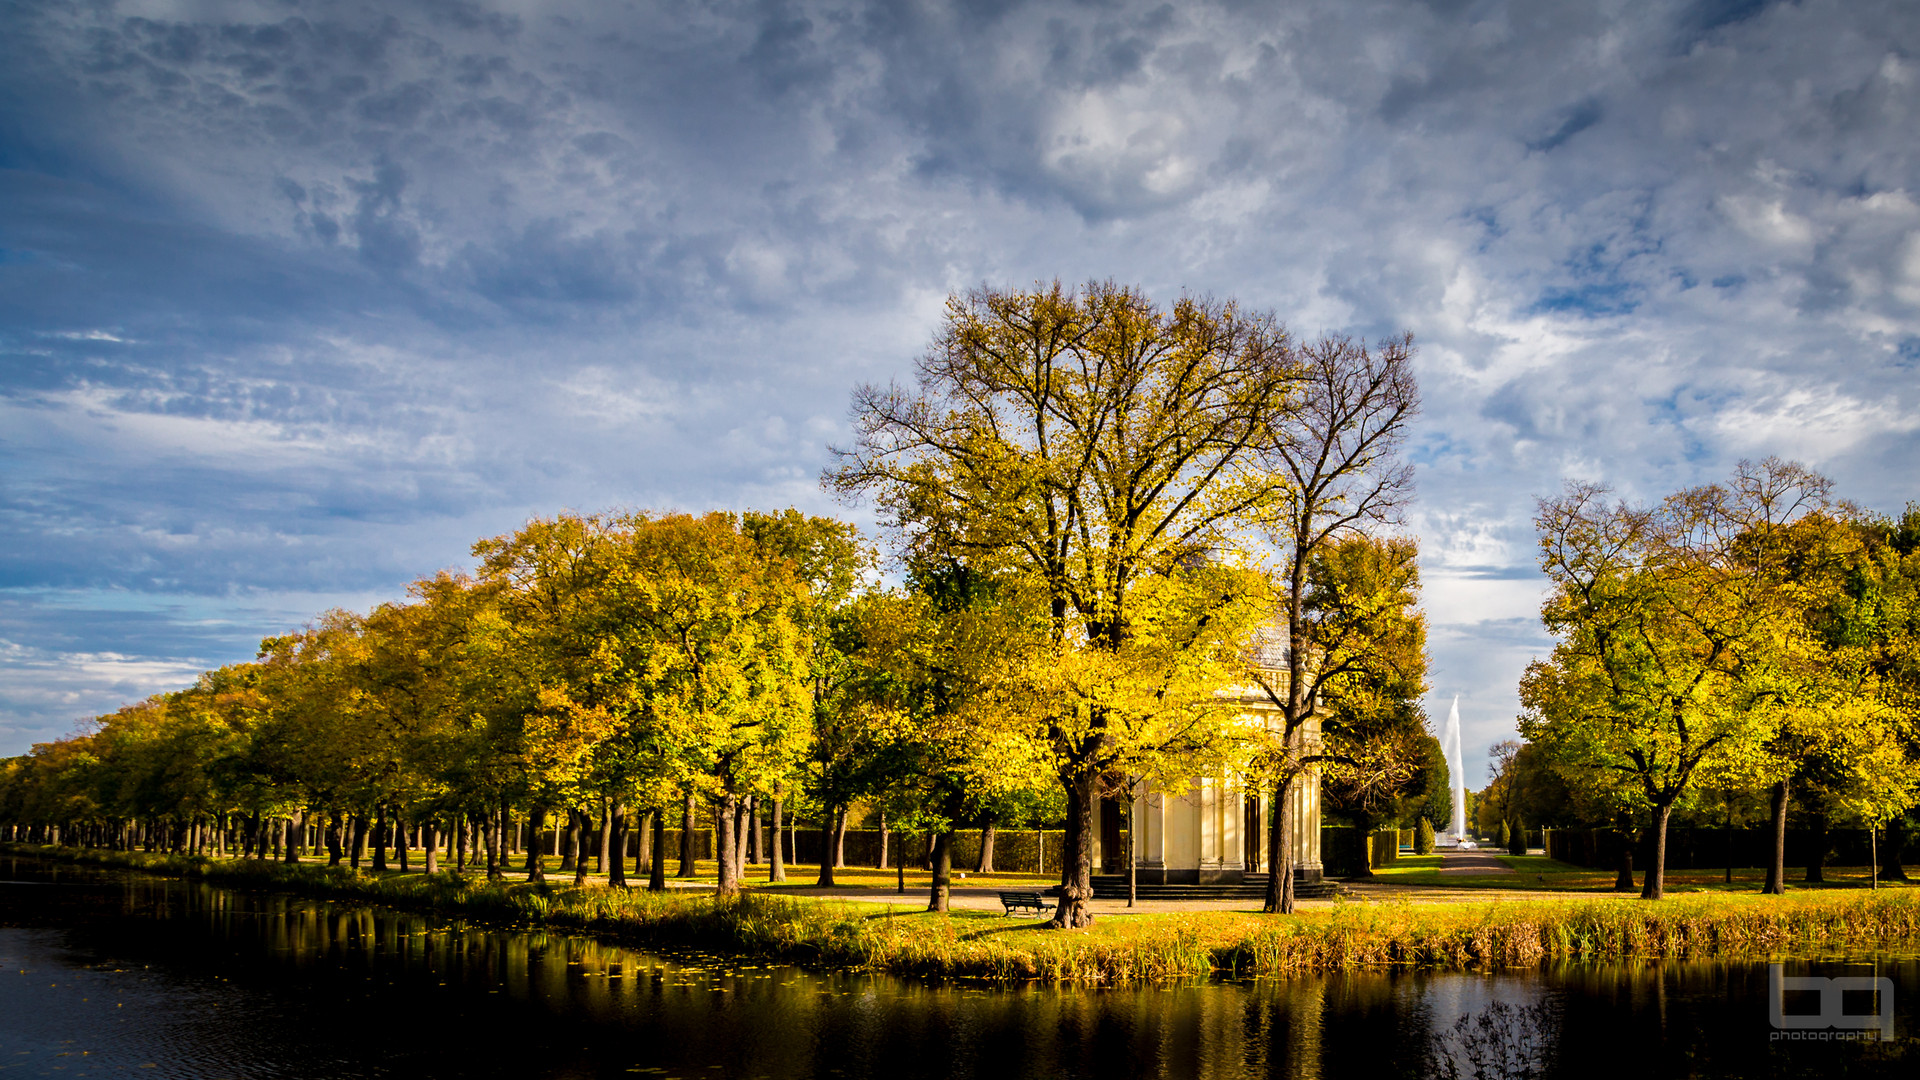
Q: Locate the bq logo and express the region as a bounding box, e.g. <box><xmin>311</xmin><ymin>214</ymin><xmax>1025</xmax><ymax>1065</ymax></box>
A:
<box><xmin>1768</xmin><ymin>964</ymin><xmax>1895</xmax><ymax>1041</ymax></box>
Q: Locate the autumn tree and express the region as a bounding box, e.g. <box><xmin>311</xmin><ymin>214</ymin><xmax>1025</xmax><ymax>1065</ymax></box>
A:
<box><xmin>830</xmin><ymin>281</ymin><xmax>1310</xmax><ymax>928</ymax></box>
<box><xmin>743</xmin><ymin>510</ymin><xmax>875</xmax><ymax>887</ymax></box>
<box><xmin>1520</xmin><ymin>463</ymin><xmax>1838</xmax><ymax>899</ymax></box>
<box><xmin>1815</xmin><ymin>505</ymin><xmax>1920</xmax><ymax>881</ymax></box>
<box><xmin>1300</xmin><ymin>534</ymin><xmax>1430</xmax><ymax>880</ymax></box>
<box><xmin>858</xmin><ymin>561</ymin><xmax>1052</xmax><ymax>911</ymax></box>
<box><xmin>607</xmin><ymin>513</ymin><xmax>812</xmax><ymax>895</ymax></box>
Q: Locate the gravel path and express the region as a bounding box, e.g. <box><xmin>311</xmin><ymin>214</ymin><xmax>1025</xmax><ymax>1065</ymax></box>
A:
<box><xmin>1438</xmin><ymin>851</ymin><xmax>1517</xmax><ymax>876</ymax></box>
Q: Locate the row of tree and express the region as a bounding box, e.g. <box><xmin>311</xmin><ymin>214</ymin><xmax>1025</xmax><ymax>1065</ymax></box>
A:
<box><xmin>1507</xmin><ymin>460</ymin><xmax>1920</xmax><ymax>896</ymax></box>
<box><xmin>1</xmin><ymin>282</ymin><xmax>1435</xmax><ymax>924</ymax></box>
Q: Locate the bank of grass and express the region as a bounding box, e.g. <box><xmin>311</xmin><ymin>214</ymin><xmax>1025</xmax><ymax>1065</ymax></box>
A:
<box><xmin>9</xmin><ymin>843</ymin><xmax>1919</xmax><ymax>984</ymax></box>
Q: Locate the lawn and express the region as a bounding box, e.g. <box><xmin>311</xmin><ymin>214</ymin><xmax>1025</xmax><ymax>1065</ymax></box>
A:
<box><xmin>1366</xmin><ymin>852</ymin><xmax>1916</xmax><ymax>894</ymax></box>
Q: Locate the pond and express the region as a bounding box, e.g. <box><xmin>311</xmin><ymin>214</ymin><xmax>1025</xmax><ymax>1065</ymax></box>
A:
<box><xmin>0</xmin><ymin>855</ymin><xmax>1913</xmax><ymax>1078</ymax></box>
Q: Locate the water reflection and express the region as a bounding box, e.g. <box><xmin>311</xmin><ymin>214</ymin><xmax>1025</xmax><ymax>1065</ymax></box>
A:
<box><xmin>0</xmin><ymin>856</ymin><xmax>1914</xmax><ymax>1079</ymax></box>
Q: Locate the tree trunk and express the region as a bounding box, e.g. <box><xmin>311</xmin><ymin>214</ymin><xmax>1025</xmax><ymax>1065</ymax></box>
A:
<box><xmin>424</xmin><ymin>821</ymin><xmax>439</xmax><ymax>875</ymax></box>
<box><xmin>832</xmin><ymin>807</ymin><xmax>848</xmax><ymax>868</ymax></box>
<box><xmin>595</xmin><ymin>800</ymin><xmax>611</xmax><ymax>876</ymax></box>
<box><xmin>525</xmin><ymin>807</ymin><xmax>546</xmax><ymax>883</ymax></box>
<box><xmin>635</xmin><ymin>810</ymin><xmax>653</xmax><ymax>876</ymax></box>
<box><xmin>1049</xmin><ymin>773</ymin><xmax>1097</xmax><ymax>928</ymax></box>
<box><xmin>1763</xmin><ymin>779</ymin><xmax>1789</xmax><ymax>895</ymax></box>
<box><xmin>927</xmin><ymin>830</ymin><xmax>953</xmax><ymax>912</ymax></box>
<box><xmin>372</xmin><ymin>806</ymin><xmax>389</xmax><ymax>872</ymax></box>
<box><xmin>977</xmin><ymin>823</ymin><xmax>996</xmax><ymax>874</ymax></box>
<box><xmin>483</xmin><ymin>807</ymin><xmax>502</xmax><ymax>880</ymax></box>
<box><xmin>649</xmin><ymin>808</ymin><xmax>668</xmax><ymax>892</ymax></box>
<box><xmin>349</xmin><ymin>815</ymin><xmax>369</xmax><ymax>869</ymax></box>
<box><xmin>326</xmin><ymin>812</ymin><xmax>345</xmax><ymax>866</ymax></box>
<box><xmin>678</xmin><ymin>790</ymin><xmax>697</xmax><ymax>878</ymax></box>
<box><xmin>747</xmin><ymin>796</ymin><xmax>761</xmax><ymax>865</ymax></box>
<box><xmin>1613</xmin><ymin>818</ymin><xmax>1635</xmax><ymax>892</ymax></box>
<box><xmin>284</xmin><ymin>813</ymin><xmax>302</xmax><ymax>863</ymax></box>
<box><xmin>1273</xmin><ymin>774</ymin><xmax>1298</xmax><ymax>915</ymax></box>
<box><xmin>559</xmin><ymin>809</ymin><xmax>579</xmax><ymax>873</ymax></box>
<box><xmin>816</xmin><ymin>804</ymin><xmax>841</xmax><ymax>888</ymax></box>
<box><xmin>571</xmin><ymin>808</ymin><xmax>591</xmax><ymax>888</ymax></box>
<box><xmin>768</xmin><ymin>794</ymin><xmax>785</xmax><ymax>883</ymax></box>
<box><xmin>1128</xmin><ymin>824</ymin><xmax>1138</xmax><ymax>909</ymax></box>
<box><xmin>732</xmin><ymin>800</ymin><xmax>750</xmax><ymax>881</ymax></box>
<box><xmin>455</xmin><ymin>813</ymin><xmax>470</xmax><ymax>871</ymax></box>
<box><xmin>877</xmin><ymin>811</ymin><xmax>889</xmax><ymax>870</ymax></box>
<box><xmin>607</xmin><ymin>802</ymin><xmax>628</xmax><ymax>888</ymax></box>
<box><xmin>395</xmin><ymin>812</ymin><xmax>409</xmax><ymax>871</ymax></box>
<box><xmin>1879</xmin><ymin>817</ymin><xmax>1910</xmax><ymax>882</ymax></box>
<box><xmin>1641</xmin><ymin>806</ymin><xmax>1672</xmax><ymax>900</ymax></box>
<box><xmin>1805</xmin><ymin>811</ymin><xmax>1827</xmax><ymax>883</ymax></box>
<box><xmin>714</xmin><ymin>796</ymin><xmax>741</xmax><ymax>895</ymax></box>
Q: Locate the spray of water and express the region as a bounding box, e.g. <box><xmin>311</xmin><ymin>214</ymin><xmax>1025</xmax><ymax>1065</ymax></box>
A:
<box><xmin>1442</xmin><ymin>695</ymin><xmax>1467</xmax><ymax>840</ymax></box>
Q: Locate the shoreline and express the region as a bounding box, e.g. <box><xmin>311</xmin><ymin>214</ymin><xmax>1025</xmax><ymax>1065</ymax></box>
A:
<box><xmin>7</xmin><ymin>843</ymin><xmax>1919</xmax><ymax>985</ymax></box>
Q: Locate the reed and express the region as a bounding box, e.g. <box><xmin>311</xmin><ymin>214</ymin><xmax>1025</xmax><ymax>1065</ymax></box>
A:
<box><xmin>9</xmin><ymin>843</ymin><xmax>1917</xmax><ymax>985</ymax></box>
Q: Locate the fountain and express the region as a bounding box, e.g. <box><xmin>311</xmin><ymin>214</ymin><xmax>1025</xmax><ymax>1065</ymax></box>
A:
<box><xmin>1440</xmin><ymin>695</ymin><xmax>1470</xmax><ymax>847</ymax></box>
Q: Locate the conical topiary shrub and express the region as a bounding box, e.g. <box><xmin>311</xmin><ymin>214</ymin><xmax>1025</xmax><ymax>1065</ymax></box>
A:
<box><xmin>1496</xmin><ymin>820</ymin><xmax>1510</xmax><ymax>852</ymax></box>
<box><xmin>1508</xmin><ymin>818</ymin><xmax>1527</xmax><ymax>856</ymax></box>
<box><xmin>1415</xmin><ymin>817</ymin><xmax>1435</xmax><ymax>855</ymax></box>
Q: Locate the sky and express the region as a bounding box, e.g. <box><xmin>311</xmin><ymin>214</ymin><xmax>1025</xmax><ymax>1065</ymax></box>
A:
<box><xmin>2</xmin><ymin>0</ymin><xmax>1916</xmax><ymax>788</ymax></box>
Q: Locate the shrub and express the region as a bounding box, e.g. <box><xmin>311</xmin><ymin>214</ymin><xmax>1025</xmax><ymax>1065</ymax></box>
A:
<box><xmin>1497</xmin><ymin>820</ymin><xmax>1511</xmax><ymax>851</ymax></box>
<box><xmin>1508</xmin><ymin>819</ymin><xmax>1528</xmax><ymax>857</ymax></box>
<box><xmin>1415</xmin><ymin>818</ymin><xmax>1435</xmax><ymax>855</ymax></box>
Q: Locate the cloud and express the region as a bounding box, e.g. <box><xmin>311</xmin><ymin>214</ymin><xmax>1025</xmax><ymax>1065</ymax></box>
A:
<box><xmin>0</xmin><ymin>0</ymin><xmax>1915</xmax><ymax>773</ymax></box>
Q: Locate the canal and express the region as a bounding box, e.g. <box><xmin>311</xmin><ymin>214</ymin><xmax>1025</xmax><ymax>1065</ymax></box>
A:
<box><xmin>0</xmin><ymin>856</ymin><xmax>1913</xmax><ymax>1078</ymax></box>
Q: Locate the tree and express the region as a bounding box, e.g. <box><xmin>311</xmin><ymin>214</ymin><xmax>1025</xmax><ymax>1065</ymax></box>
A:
<box><xmin>831</xmin><ymin>281</ymin><xmax>1304</xmax><ymax>928</ymax></box>
<box><xmin>475</xmin><ymin>514</ymin><xmax>626</xmax><ymax>884</ymax></box>
<box><xmin>1307</xmin><ymin>534</ymin><xmax>1431</xmax><ymax>878</ymax></box>
<box><xmin>743</xmin><ymin>510</ymin><xmax>878</xmax><ymax>888</ymax></box>
<box><xmin>859</xmin><ymin>561</ymin><xmax>1051</xmax><ymax>911</ymax></box>
<box><xmin>1817</xmin><ymin>505</ymin><xmax>1920</xmax><ymax>882</ymax></box>
<box><xmin>1520</xmin><ymin>464</ymin><xmax>1831</xmax><ymax>900</ymax></box>
<box><xmin>1242</xmin><ymin>334</ymin><xmax>1421</xmax><ymax>914</ymax></box>
<box><xmin>608</xmin><ymin>513</ymin><xmax>812</xmax><ymax>895</ymax></box>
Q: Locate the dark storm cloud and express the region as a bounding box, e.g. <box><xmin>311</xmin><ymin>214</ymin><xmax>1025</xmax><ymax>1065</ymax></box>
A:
<box><xmin>0</xmin><ymin>0</ymin><xmax>1916</xmax><ymax>771</ymax></box>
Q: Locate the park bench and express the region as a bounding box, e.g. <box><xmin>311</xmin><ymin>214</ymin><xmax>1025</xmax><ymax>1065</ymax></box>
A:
<box><xmin>997</xmin><ymin>890</ymin><xmax>1055</xmax><ymax>918</ymax></box>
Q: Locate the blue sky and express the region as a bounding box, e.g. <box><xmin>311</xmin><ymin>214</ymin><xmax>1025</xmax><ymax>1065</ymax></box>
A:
<box><xmin>3</xmin><ymin>0</ymin><xmax>1916</xmax><ymax>788</ymax></box>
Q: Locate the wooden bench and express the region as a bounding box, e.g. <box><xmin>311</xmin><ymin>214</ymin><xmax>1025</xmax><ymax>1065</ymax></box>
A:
<box><xmin>997</xmin><ymin>891</ymin><xmax>1055</xmax><ymax>918</ymax></box>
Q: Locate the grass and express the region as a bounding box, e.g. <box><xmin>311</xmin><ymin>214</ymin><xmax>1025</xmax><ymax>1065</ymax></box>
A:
<box><xmin>9</xmin><ymin>842</ymin><xmax>1920</xmax><ymax>985</ymax></box>
<box><xmin>1368</xmin><ymin>851</ymin><xmax>1917</xmax><ymax>893</ymax></box>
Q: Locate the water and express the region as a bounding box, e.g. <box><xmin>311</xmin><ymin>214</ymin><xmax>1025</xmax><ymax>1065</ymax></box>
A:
<box><xmin>0</xmin><ymin>855</ymin><xmax>1914</xmax><ymax>1078</ymax></box>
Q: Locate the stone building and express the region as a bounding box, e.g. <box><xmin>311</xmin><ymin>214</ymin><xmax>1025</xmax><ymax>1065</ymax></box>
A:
<box><xmin>1086</xmin><ymin>675</ymin><xmax>1326</xmax><ymax>889</ymax></box>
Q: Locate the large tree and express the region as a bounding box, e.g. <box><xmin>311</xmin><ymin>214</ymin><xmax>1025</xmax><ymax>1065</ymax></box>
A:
<box><xmin>1246</xmin><ymin>337</ymin><xmax>1421</xmax><ymax>914</ymax></box>
<box><xmin>1521</xmin><ymin>462</ymin><xmax>1836</xmax><ymax>899</ymax></box>
<box><xmin>830</xmin><ymin>281</ymin><xmax>1305</xmax><ymax>927</ymax></box>
<box><xmin>1301</xmin><ymin>534</ymin><xmax>1430</xmax><ymax>879</ymax></box>
<box><xmin>743</xmin><ymin>509</ymin><xmax>878</xmax><ymax>888</ymax></box>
